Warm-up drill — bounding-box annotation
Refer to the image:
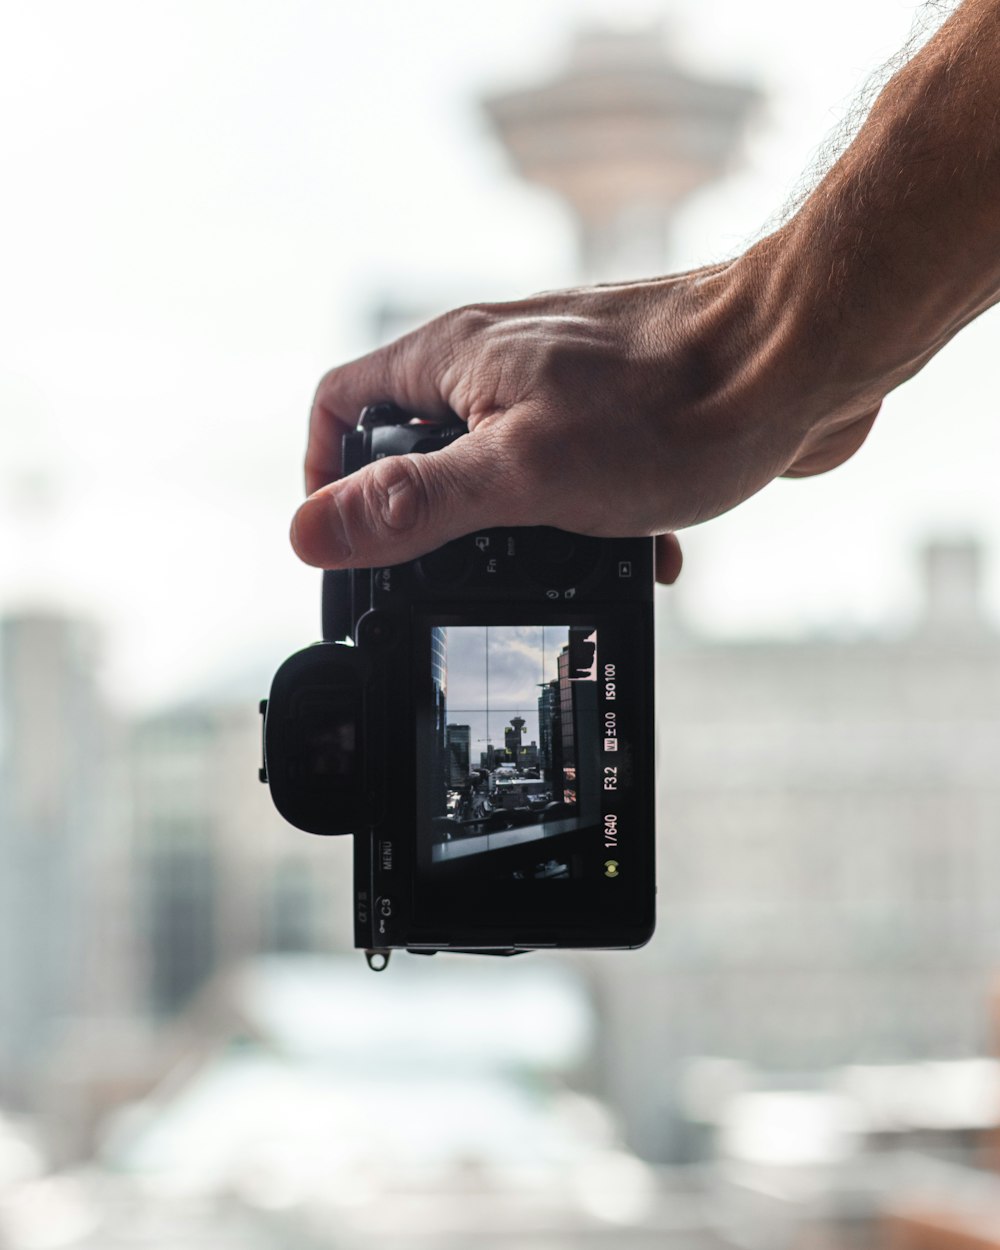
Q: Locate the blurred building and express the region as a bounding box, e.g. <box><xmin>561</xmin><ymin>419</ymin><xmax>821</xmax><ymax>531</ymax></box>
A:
<box><xmin>877</xmin><ymin>986</ymin><xmax>1000</xmax><ymax>1249</ymax></box>
<box><xmin>884</xmin><ymin>1183</ymin><xmax>1000</xmax><ymax>1250</ymax></box>
<box><xmin>446</xmin><ymin>722</ymin><xmax>471</xmax><ymax>783</ymax></box>
<box><xmin>0</xmin><ymin>613</ymin><xmax>134</xmax><ymax>1111</ymax></box>
<box><xmin>87</xmin><ymin>955</ymin><xmax>735</xmax><ymax>1250</ymax></box>
<box><xmin>0</xmin><ymin>614</ymin><xmax>362</xmax><ymax>1155</ymax></box>
<box><xmin>129</xmin><ymin>696</ymin><xmax>355</xmax><ymax>1018</ymax></box>
<box><xmin>595</xmin><ymin>540</ymin><xmax>1000</xmax><ymax>1161</ymax></box>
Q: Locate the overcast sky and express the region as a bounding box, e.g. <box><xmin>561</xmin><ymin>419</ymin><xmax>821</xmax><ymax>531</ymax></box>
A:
<box><xmin>2</xmin><ymin>0</ymin><xmax>995</xmax><ymax>710</ymax></box>
<box><xmin>445</xmin><ymin>624</ymin><xmax>579</xmax><ymax>751</ymax></box>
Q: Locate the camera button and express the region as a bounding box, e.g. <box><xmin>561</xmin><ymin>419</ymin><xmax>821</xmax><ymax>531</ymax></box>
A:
<box><xmin>417</xmin><ymin>538</ymin><xmax>474</xmax><ymax>586</ymax></box>
<box><xmin>522</xmin><ymin>527</ymin><xmax>602</xmax><ymax>589</ymax></box>
<box><xmin>538</xmin><ymin>529</ymin><xmax>576</xmax><ymax>563</ymax></box>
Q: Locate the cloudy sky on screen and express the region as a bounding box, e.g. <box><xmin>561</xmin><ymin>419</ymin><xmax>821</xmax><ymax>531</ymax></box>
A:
<box><xmin>444</xmin><ymin>625</ymin><xmax>574</xmax><ymax>751</ymax></box>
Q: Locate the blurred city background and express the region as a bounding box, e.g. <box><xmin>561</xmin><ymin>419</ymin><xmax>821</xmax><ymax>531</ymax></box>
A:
<box><xmin>4</xmin><ymin>1</ymin><xmax>1000</xmax><ymax>1246</ymax></box>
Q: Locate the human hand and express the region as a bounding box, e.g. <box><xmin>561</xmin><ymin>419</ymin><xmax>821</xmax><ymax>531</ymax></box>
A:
<box><xmin>290</xmin><ymin>243</ymin><xmax>883</xmax><ymax>585</ymax></box>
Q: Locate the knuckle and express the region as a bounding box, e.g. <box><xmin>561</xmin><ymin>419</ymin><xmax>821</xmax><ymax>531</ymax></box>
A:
<box><xmin>312</xmin><ymin>364</ymin><xmax>344</xmax><ymax>409</ymax></box>
<box><xmin>449</xmin><ymin>304</ymin><xmax>509</xmax><ymax>363</ymax></box>
<box><xmin>448</xmin><ymin>303</ymin><xmax>498</xmax><ymax>336</ymax></box>
<box><xmin>362</xmin><ymin>454</ymin><xmax>435</xmax><ymax>535</ymax></box>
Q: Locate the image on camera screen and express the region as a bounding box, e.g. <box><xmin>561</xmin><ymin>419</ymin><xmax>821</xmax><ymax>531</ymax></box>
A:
<box><xmin>424</xmin><ymin>624</ymin><xmax>601</xmax><ymax>879</ymax></box>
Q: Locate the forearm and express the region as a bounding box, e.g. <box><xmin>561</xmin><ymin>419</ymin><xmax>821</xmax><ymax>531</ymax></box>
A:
<box><xmin>761</xmin><ymin>0</ymin><xmax>1000</xmax><ymax>407</ymax></box>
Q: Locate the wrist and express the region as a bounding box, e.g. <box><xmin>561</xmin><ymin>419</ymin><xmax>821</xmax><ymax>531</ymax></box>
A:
<box><xmin>682</xmin><ymin>234</ymin><xmax>855</xmax><ymax>446</ymax></box>
<box><xmin>733</xmin><ymin>216</ymin><xmax>904</xmax><ymax>436</ymax></box>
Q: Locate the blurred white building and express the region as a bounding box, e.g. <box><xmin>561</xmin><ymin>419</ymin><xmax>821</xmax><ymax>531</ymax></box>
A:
<box><xmin>0</xmin><ymin>613</ymin><xmax>134</xmax><ymax>1113</ymax></box>
<box><xmin>597</xmin><ymin>539</ymin><xmax>1000</xmax><ymax>1160</ymax></box>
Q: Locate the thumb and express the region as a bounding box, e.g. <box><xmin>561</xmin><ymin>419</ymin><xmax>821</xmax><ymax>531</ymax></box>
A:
<box><xmin>290</xmin><ymin>427</ymin><xmax>543</xmax><ymax>569</ymax></box>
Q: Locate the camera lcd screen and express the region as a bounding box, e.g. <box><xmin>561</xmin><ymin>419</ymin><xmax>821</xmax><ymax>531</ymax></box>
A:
<box><xmin>418</xmin><ymin>623</ymin><xmax>606</xmax><ymax>884</ymax></box>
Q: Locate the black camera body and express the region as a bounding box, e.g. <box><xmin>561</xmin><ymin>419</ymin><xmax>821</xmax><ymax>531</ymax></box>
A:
<box><xmin>260</xmin><ymin>404</ymin><xmax>656</xmax><ymax>969</ymax></box>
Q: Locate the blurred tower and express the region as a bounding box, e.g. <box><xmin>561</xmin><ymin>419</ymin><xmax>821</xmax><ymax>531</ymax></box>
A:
<box><xmin>483</xmin><ymin>25</ymin><xmax>760</xmax><ymax>280</ymax></box>
<box><xmin>481</xmin><ymin>22</ymin><xmax>763</xmax><ymax>1161</ymax></box>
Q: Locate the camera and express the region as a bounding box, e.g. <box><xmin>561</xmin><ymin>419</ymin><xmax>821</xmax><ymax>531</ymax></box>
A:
<box><xmin>260</xmin><ymin>403</ymin><xmax>656</xmax><ymax>970</ymax></box>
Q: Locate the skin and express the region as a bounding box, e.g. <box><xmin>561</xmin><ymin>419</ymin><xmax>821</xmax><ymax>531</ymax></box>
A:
<box><xmin>291</xmin><ymin>0</ymin><xmax>1000</xmax><ymax>587</ymax></box>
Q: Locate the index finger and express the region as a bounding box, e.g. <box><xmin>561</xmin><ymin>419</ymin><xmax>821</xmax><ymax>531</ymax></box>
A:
<box><xmin>304</xmin><ymin>324</ymin><xmax>458</xmax><ymax>496</ymax></box>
